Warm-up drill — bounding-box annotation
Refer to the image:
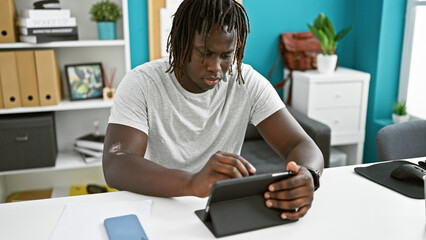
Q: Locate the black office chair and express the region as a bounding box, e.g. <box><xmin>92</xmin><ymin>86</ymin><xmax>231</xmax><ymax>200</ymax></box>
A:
<box><xmin>376</xmin><ymin>120</ymin><xmax>426</xmax><ymax>161</ymax></box>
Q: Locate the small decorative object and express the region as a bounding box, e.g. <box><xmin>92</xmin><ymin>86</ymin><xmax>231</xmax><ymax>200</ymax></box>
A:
<box><xmin>102</xmin><ymin>66</ymin><xmax>117</xmax><ymax>101</ymax></box>
<box><xmin>307</xmin><ymin>13</ymin><xmax>352</xmax><ymax>74</ymax></box>
<box><xmin>65</xmin><ymin>63</ymin><xmax>105</xmax><ymax>100</ymax></box>
<box><xmin>33</xmin><ymin>0</ymin><xmax>60</xmax><ymax>9</ymax></box>
<box><xmin>392</xmin><ymin>101</ymin><xmax>409</xmax><ymax>124</ymax></box>
<box><xmin>90</xmin><ymin>0</ymin><xmax>121</xmax><ymax>40</ymax></box>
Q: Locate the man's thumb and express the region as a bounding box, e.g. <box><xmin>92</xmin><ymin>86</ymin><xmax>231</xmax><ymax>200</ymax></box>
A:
<box><xmin>286</xmin><ymin>161</ymin><xmax>299</xmax><ymax>173</ymax></box>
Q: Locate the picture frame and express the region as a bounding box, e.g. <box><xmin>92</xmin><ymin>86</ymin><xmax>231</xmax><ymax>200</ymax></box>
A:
<box><xmin>64</xmin><ymin>63</ymin><xmax>105</xmax><ymax>101</ymax></box>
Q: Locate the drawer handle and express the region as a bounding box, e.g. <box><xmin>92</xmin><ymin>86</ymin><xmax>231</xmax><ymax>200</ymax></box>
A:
<box><xmin>15</xmin><ymin>134</ymin><xmax>28</xmax><ymax>142</ymax></box>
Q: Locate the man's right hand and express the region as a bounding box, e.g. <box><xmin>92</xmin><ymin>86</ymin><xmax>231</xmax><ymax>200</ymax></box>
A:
<box><xmin>189</xmin><ymin>151</ymin><xmax>256</xmax><ymax>197</ymax></box>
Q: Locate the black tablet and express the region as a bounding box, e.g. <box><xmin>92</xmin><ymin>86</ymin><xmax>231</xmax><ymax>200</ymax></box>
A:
<box><xmin>205</xmin><ymin>171</ymin><xmax>296</xmax><ymax>215</ymax></box>
<box><xmin>195</xmin><ymin>171</ymin><xmax>297</xmax><ymax>237</ymax></box>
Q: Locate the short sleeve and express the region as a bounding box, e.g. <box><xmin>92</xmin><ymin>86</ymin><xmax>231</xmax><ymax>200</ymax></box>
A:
<box><xmin>108</xmin><ymin>70</ymin><xmax>149</xmax><ymax>134</ymax></box>
<box><xmin>243</xmin><ymin>65</ymin><xmax>285</xmax><ymax>126</ymax></box>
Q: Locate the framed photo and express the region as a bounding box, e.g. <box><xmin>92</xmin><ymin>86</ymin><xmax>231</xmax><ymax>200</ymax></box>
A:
<box><xmin>65</xmin><ymin>63</ymin><xmax>105</xmax><ymax>100</ymax></box>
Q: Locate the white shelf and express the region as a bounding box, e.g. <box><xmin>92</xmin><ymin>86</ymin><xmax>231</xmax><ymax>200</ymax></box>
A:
<box><xmin>0</xmin><ymin>151</ymin><xmax>102</xmax><ymax>176</ymax></box>
<box><xmin>0</xmin><ymin>40</ymin><xmax>126</xmax><ymax>49</ymax></box>
<box><xmin>55</xmin><ymin>151</ymin><xmax>102</xmax><ymax>170</ymax></box>
<box><xmin>0</xmin><ymin>99</ymin><xmax>113</xmax><ymax>115</ymax></box>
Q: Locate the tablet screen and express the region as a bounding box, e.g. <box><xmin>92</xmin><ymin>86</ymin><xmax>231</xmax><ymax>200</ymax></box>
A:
<box><xmin>204</xmin><ymin>171</ymin><xmax>296</xmax><ymax>214</ymax></box>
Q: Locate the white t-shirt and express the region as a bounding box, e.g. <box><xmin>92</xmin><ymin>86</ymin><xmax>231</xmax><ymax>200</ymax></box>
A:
<box><xmin>109</xmin><ymin>58</ymin><xmax>284</xmax><ymax>172</ymax></box>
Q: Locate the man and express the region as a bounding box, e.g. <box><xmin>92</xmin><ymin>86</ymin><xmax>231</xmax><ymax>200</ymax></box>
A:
<box><xmin>103</xmin><ymin>0</ymin><xmax>324</xmax><ymax>221</ymax></box>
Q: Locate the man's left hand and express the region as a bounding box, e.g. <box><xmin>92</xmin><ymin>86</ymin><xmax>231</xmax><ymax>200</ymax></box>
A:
<box><xmin>264</xmin><ymin>161</ymin><xmax>315</xmax><ymax>220</ymax></box>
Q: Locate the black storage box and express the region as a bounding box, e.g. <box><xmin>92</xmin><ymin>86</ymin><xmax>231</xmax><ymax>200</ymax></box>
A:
<box><xmin>0</xmin><ymin>112</ymin><xmax>57</xmax><ymax>171</ymax></box>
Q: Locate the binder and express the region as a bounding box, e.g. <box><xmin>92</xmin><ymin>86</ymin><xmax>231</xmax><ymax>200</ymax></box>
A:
<box><xmin>34</xmin><ymin>50</ymin><xmax>63</xmax><ymax>106</ymax></box>
<box><xmin>0</xmin><ymin>75</ymin><xmax>3</xmax><ymax>108</ymax></box>
<box><xmin>0</xmin><ymin>51</ymin><xmax>22</xmax><ymax>108</ymax></box>
<box><xmin>0</xmin><ymin>0</ymin><xmax>18</xmax><ymax>43</ymax></box>
<box><xmin>16</xmin><ymin>51</ymin><xmax>41</xmax><ymax>107</ymax></box>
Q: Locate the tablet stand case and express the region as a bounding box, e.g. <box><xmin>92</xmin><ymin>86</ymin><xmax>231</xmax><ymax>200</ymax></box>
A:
<box><xmin>354</xmin><ymin>160</ymin><xmax>424</xmax><ymax>199</ymax></box>
<box><xmin>195</xmin><ymin>172</ymin><xmax>297</xmax><ymax>238</ymax></box>
<box><xmin>195</xmin><ymin>196</ymin><xmax>296</xmax><ymax>238</ymax></box>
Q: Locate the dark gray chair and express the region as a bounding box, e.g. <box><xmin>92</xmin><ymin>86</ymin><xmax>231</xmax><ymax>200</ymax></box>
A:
<box><xmin>241</xmin><ymin>106</ymin><xmax>331</xmax><ymax>174</ymax></box>
<box><xmin>376</xmin><ymin>120</ymin><xmax>426</xmax><ymax>161</ymax></box>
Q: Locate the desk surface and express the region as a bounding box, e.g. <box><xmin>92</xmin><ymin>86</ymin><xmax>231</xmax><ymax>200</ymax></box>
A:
<box><xmin>0</xmin><ymin>159</ymin><xmax>425</xmax><ymax>240</ymax></box>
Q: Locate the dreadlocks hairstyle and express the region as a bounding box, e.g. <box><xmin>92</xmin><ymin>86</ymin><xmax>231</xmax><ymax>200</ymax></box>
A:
<box><xmin>166</xmin><ymin>0</ymin><xmax>250</xmax><ymax>84</ymax></box>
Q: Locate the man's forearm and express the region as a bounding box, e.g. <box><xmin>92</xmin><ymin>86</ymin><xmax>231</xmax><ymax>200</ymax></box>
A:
<box><xmin>102</xmin><ymin>153</ymin><xmax>194</xmax><ymax>197</ymax></box>
<box><xmin>286</xmin><ymin>140</ymin><xmax>324</xmax><ymax>174</ymax></box>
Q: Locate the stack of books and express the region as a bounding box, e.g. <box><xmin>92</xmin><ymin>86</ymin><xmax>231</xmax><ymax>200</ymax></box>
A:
<box><xmin>74</xmin><ymin>134</ymin><xmax>104</xmax><ymax>163</ymax></box>
<box><xmin>18</xmin><ymin>4</ymin><xmax>78</xmax><ymax>44</ymax></box>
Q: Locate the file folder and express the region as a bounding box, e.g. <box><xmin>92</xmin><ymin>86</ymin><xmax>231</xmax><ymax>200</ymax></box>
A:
<box><xmin>0</xmin><ymin>77</ymin><xmax>4</xmax><ymax>108</ymax></box>
<box><xmin>0</xmin><ymin>0</ymin><xmax>18</xmax><ymax>43</ymax></box>
<box><xmin>34</xmin><ymin>50</ymin><xmax>63</xmax><ymax>106</ymax></box>
<box><xmin>16</xmin><ymin>50</ymin><xmax>41</xmax><ymax>107</ymax></box>
<box><xmin>0</xmin><ymin>51</ymin><xmax>22</xmax><ymax>108</ymax></box>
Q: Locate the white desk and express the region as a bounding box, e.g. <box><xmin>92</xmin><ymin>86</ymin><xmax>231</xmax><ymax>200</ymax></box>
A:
<box><xmin>0</xmin><ymin>159</ymin><xmax>425</xmax><ymax>240</ymax></box>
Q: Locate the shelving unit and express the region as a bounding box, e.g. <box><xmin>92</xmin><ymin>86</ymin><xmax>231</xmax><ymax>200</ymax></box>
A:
<box><xmin>0</xmin><ymin>0</ymin><xmax>130</xmax><ymax>202</ymax></box>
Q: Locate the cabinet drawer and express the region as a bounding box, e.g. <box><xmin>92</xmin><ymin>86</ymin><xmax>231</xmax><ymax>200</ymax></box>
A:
<box><xmin>311</xmin><ymin>82</ymin><xmax>363</xmax><ymax>109</ymax></box>
<box><xmin>311</xmin><ymin>108</ymin><xmax>360</xmax><ymax>132</ymax></box>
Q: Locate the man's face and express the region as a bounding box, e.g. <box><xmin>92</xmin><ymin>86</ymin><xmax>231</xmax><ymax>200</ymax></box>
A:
<box><xmin>180</xmin><ymin>28</ymin><xmax>236</xmax><ymax>93</ymax></box>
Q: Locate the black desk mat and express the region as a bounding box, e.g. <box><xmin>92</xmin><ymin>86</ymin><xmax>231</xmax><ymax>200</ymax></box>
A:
<box><xmin>354</xmin><ymin>160</ymin><xmax>424</xmax><ymax>199</ymax></box>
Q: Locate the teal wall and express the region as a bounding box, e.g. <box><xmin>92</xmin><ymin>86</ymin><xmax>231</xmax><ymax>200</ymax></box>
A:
<box><xmin>358</xmin><ymin>0</ymin><xmax>406</xmax><ymax>163</ymax></box>
<box><xmin>243</xmin><ymin>0</ymin><xmax>355</xmax><ymax>90</ymax></box>
<box><xmin>127</xmin><ymin>0</ymin><xmax>149</xmax><ymax>67</ymax></box>
<box><xmin>127</xmin><ymin>0</ymin><xmax>356</xmax><ymax>72</ymax></box>
<box><xmin>126</xmin><ymin>0</ymin><xmax>406</xmax><ymax>164</ymax></box>
<box><xmin>353</xmin><ymin>0</ymin><xmax>383</xmax><ymax>163</ymax></box>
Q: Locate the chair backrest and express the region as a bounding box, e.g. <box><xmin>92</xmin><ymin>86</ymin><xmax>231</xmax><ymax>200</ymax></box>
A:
<box><xmin>376</xmin><ymin>120</ymin><xmax>426</xmax><ymax>161</ymax></box>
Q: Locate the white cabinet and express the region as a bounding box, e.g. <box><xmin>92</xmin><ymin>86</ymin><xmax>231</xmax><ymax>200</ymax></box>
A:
<box><xmin>288</xmin><ymin>67</ymin><xmax>370</xmax><ymax>165</ymax></box>
<box><xmin>0</xmin><ymin>0</ymin><xmax>130</xmax><ymax>202</ymax></box>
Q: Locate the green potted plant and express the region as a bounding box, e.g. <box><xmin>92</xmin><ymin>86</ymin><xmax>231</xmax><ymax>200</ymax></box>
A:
<box><xmin>307</xmin><ymin>13</ymin><xmax>352</xmax><ymax>74</ymax></box>
<box><xmin>90</xmin><ymin>0</ymin><xmax>121</xmax><ymax>40</ymax></box>
<box><xmin>392</xmin><ymin>101</ymin><xmax>409</xmax><ymax>123</ymax></box>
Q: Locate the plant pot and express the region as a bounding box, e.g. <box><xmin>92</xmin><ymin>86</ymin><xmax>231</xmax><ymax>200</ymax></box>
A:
<box><xmin>316</xmin><ymin>54</ymin><xmax>338</xmax><ymax>74</ymax></box>
<box><xmin>392</xmin><ymin>113</ymin><xmax>409</xmax><ymax>124</ymax></box>
<box><xmin>97</xmin><ymin>22</ymin><xmax>116</xmax><ymax>40</ymax></box>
